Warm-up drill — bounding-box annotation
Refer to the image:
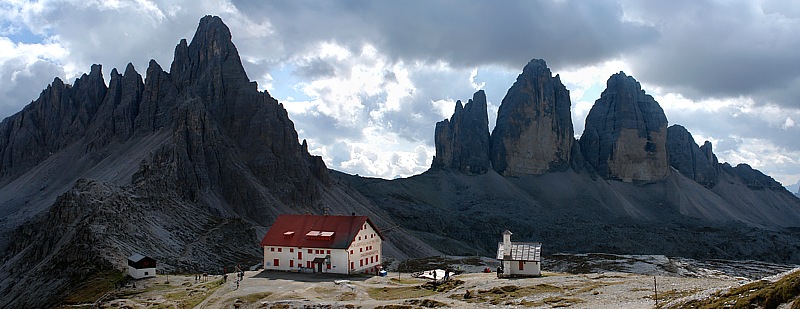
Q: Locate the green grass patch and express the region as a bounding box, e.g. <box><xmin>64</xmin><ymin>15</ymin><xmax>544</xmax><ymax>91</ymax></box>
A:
<box><xmin>390</xmin><ymin>277</ymin><xmax>425</xmax><ymax>285</ymax></box>
<box><xmin>164</xmin><ymin>278</ymin><xmax>224</xmax><ymax>308</ymax></box>
<box><xmin>368</xmin><ymin>286</ymin><xmax>437</xmax><ymax>300</ymax></box>
<box><xmin>374</xmin><ymin>305</ymin><xmax>414</xmax><ymax>309</ymax></box>
<box><xmin>61</xmin><ymin>270</ymin><xmax>126</xmax><ymax>305</ymax></box>
<box><xmin>338</xmin><ymin>291</ymin><xmax>357</xmax><ymax>301</ymax></box>
<box><xmin>452</xmin><ymin>284</ymin><xmax>564</xmax><ymax>305</ymax></box>
<box><xmin>405</xmin><ymin>298</ymin><xmax>449</xmax><ymax>307</ymax></box>
<box><xmin>674</xmin><ymin>269</ymin><xmax>800</xmax><ymax>309</ymax></box>
<box><xmin>421</xmin><ymin>279</ymin><xmax>464</xmax><ymax>292</ymax></box>
<box><xmin>238</xmin><ymin>291</ymin><xmax>273</xmax><ymax>304</ymax></box>
<box><xmin>645</xmin><ymin>288</ymin><xmax>699</xmax><ymax>304</ymax></box>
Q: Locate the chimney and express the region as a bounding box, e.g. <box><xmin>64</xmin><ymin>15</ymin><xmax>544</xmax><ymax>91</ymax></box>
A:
<box><xmin>502</xmin><ymin>230</ymin><xmax>512</xmax><ymax>258</ymax></box>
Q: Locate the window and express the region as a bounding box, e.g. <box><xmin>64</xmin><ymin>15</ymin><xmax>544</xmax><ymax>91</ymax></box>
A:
<box><xmin>308</xmin><ymin>249</ymin><xmax>312</xmax><ymax>254</ymax></box>
<box><xmin>290</xmin><ymin>248</ymin><xmax>294</xmax><ymax>253</ymax></box>
<box><xmin>350</xmin><ymin>250</ymin><xmax>353</xmax><ymax>254</ymax></box>
<box><xmin>145</xmin><ymin>271</ymin><xmax>149</xmax><ymax>276</ymax></box>
<box><xmin>307</xmin><ymin>261</ymin><xmax>311</xmax><ymax>268</ymax></box>
<box><xmin>360</xmin><ymin>259</ymin><xmax>363</xmax><ymax>267</ymax></box>
<box><xmin>315</xmin><ymin>250</ymin><xmax>320</xmax><ymax>254</ymax></box>
<box><xmin>359</xmin><ymin>248</ymin><xmax>362</xmax><ymax>252</ymax></box>
<box><xmin>327</xmin><ymin>263</ymin><xmax>331</xmax><ymax>269</ymax></box>
<box><xmin>278</xmin><ymin>248</ymin><xmax>282</xmax><ymax>252</ymax></box>
<box><xmin>327</xmin><ymin>250</ymin><xmax>331</xmax><ymax>254</ymax></box>
<box><xmin>274</xmin><ymin>259</ymin><xmax>280</xmax><ymax>267</ymax></box>
<box><xmin>298</xmin><ymin>252</ymin><xmax>302</xmax><ymax>260</ymax></box>
<box><xmin>289</xmin><ymin>260</ymin><xmax>294</xmax><ymax>267</ymax></box>
<box><xmin>270</xmin><ymin>247</ymin><xmax>274</xmax><ymax>252</ymax></box>
<box><xmin>358</xmin><ymin>236</ymin><xmax>361</xmax><ymax>240</ymax></box>
<box><xmin>351</xmin><ymin>262</ymin><xmax>354</xmax><ymax>269</ymax></box>
<box><xmin>519</xmin><ymin>261</ymin><xmax>524</xmax><ymax>271</ymax></box>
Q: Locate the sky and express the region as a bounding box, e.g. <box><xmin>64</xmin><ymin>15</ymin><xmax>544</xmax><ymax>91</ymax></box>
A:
<box><xmin>0</xmin><ymin>0</ymin><xmax>799</xmax><ymax>191</ymax></box>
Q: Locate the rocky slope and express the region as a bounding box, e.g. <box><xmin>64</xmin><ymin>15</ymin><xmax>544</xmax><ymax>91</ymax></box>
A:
<box><xmin>0</xmin><ymin>16</ymin><xmax>433</xmax><ymax>308</ymax></box>
<box><xmin>431</xmin><ymin>90</ymin><xmax>491</xmax><ymax>174</ymax></box>
<box><xmin>490</xmin><ymin>59</ymin><xmax>574</xmax><ymax>176</ymax></box>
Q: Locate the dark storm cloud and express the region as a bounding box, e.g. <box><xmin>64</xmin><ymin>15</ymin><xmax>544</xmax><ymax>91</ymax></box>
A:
<box><xmin>231</xmin><ymin>0</ymin><xmax>657</xmax><ymax>70</ymax></box>
<box><xmin>294</xmin><ymin>58</ymin><xmax>337</xmax><ymax>79</ymax></box>
<box><xmin>622</xmin><ymin>0</ymin><xmax>800</xmax><ymax>108</ymax></box>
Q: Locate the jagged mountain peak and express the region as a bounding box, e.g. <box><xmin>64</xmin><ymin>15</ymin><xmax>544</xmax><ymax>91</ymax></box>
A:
<box><xmin>168</xmin><ymin>15</ymin><xmax>249</xmax><ymax>88</ymax></box>
<box><xmin>490</xmin><ymin>58</ymin><xmax>573</xmax><ymax>176</ymax></box>
<box><xmin>432</xmin><ymin>89</ymin><xmax>491</xmax><ymax>174</ymax></box>
<box><xmin>580</xmin><ymin>71</ymin><xmax>668</xmax><ymax>181</ymax></box>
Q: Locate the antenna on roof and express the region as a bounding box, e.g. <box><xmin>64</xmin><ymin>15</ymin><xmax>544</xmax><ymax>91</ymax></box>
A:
<box><xmin>322</xmin><ymin>206</ymin><xmax>330</xmax><ymax>216</ymax></box>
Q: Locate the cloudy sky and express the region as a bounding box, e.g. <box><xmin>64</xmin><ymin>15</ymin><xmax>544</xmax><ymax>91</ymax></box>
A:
<box><xmin>1</xmin><ymin>0</ymin><xmax>799</xmax><ymax>190</ymax></box>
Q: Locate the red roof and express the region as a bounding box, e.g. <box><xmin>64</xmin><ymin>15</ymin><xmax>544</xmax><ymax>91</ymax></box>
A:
<box><xmin>259</xmin><ymin>214</ymin><xmax>384</xmax><ymax>249</ymax></box>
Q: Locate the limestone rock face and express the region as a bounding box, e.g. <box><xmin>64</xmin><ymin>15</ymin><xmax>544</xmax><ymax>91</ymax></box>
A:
<box><xmin>579</xmin><ymin>72</ymin><xmax>669</xmax><ymax>181</ymax></box>
<box><xmin>490</xmin><ymin>59</ymin><xmax>573</xmax><ymax>176</ymax></box>
<box><xmin>0</xmin><ymin>64</ymin><xmax>107</xmax><ymax>181</ymax></box>
<box><xmin>432</xmin><ymin>90</ymin><xmax>491</xmax><ymax>174</ymax></box>
<box><xmin>666</xmin><ymin>125</ymin><xmax>718</xmax><ymax>188</ymax></box>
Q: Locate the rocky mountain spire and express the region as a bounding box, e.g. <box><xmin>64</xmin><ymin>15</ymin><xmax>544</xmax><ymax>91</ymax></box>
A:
<box><xmin>432</xmin><ymin>90</ymin><xmax>491</xmax><ymax>174</ymax></box>
<box><xmin>579</xmin><ymin>72</ymin><xmax>669</xmax><ymax>182</ymax></box>
<box><xmin>666</xmin><ymin>124</ymin><xmax>718</xmax><ymax>188</ymax></box>
<box><xmin>490</xmin><ymin>59</ymin><xmax>573</xmax><ymax>176</ymax></box>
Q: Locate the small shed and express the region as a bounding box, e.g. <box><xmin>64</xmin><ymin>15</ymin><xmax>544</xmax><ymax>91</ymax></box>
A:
<box><xmin>496</xmin><ymin>230</ymin><xmax>541</xmax><ymax>277</ymax></box>
<box><xmin>128</xmin><ymin>253</ymin><xmax>156</xmax><ymax>279</ymax></box>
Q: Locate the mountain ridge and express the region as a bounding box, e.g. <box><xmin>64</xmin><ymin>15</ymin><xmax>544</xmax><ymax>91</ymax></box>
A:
<box><xmin>0</xmin><ymin>15</ymin><xmax>799</xmax><ymax>308</ymax></box>
<box><xmin>0</xmin><ymin>16</ymin><xmax>435</xmax><ymax>308</ymax></box>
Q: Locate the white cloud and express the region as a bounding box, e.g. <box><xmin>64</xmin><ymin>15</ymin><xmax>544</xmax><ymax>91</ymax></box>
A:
<box><xmin>0</xmin><ymin>37</ymin><xmax>68</xmax><ymax>116</ymax></box>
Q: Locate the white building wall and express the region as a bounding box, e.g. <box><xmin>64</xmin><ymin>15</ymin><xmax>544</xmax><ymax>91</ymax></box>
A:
<box><xmin>263</xmin><ymin>245</ymin><xmax>354</xmax><ymax>275</ymax></box>
<box><xmin>128</xmin><ymin>266</ymin><xmax>156</xmax><ymax>279</ymax></box>
<box><xmin>508</xmin><ymin>260</ymin><xmax>540</xmax><ymax>276</ymax></box>
<box><xmin>262</xmin><ymin>223</ymin><xmax>383</xmax><ymax>275</ymax></box>
<box><xmin>346</xmin><ymin>222</ymin><xmax>382</xmax><ymax>274</ymax></box>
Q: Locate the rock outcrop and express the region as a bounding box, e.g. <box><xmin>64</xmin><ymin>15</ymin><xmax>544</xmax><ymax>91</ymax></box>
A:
<box><xmin>432</xmin><ymin>90</ymin><xmax>491</xmax><ymax>174</ymax></box>
<box><xmin>579</xmin><ymin>72</ymin><xmax>669</xmax><ymax>182</ymax></box>
<box><xmin>722</xmin><ymin>163</ymin><xmax>785</xmax><ymax>191</ymax></box>
<box><xmin>666</xmin><ymin>124</ymin><xmax>718</xmax><ymax>188</ymax></box>
<box><xmin>490</xmin><ymin>59</ymin><xmax>573</xmax><ymax>176</ymax></box>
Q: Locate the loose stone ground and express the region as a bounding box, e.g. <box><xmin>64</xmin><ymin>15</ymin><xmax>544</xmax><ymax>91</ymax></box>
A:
<box><xmin>98</xmin><ymin>269</ymin><xmax>740</xmax><ymax>308</ymax></box>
